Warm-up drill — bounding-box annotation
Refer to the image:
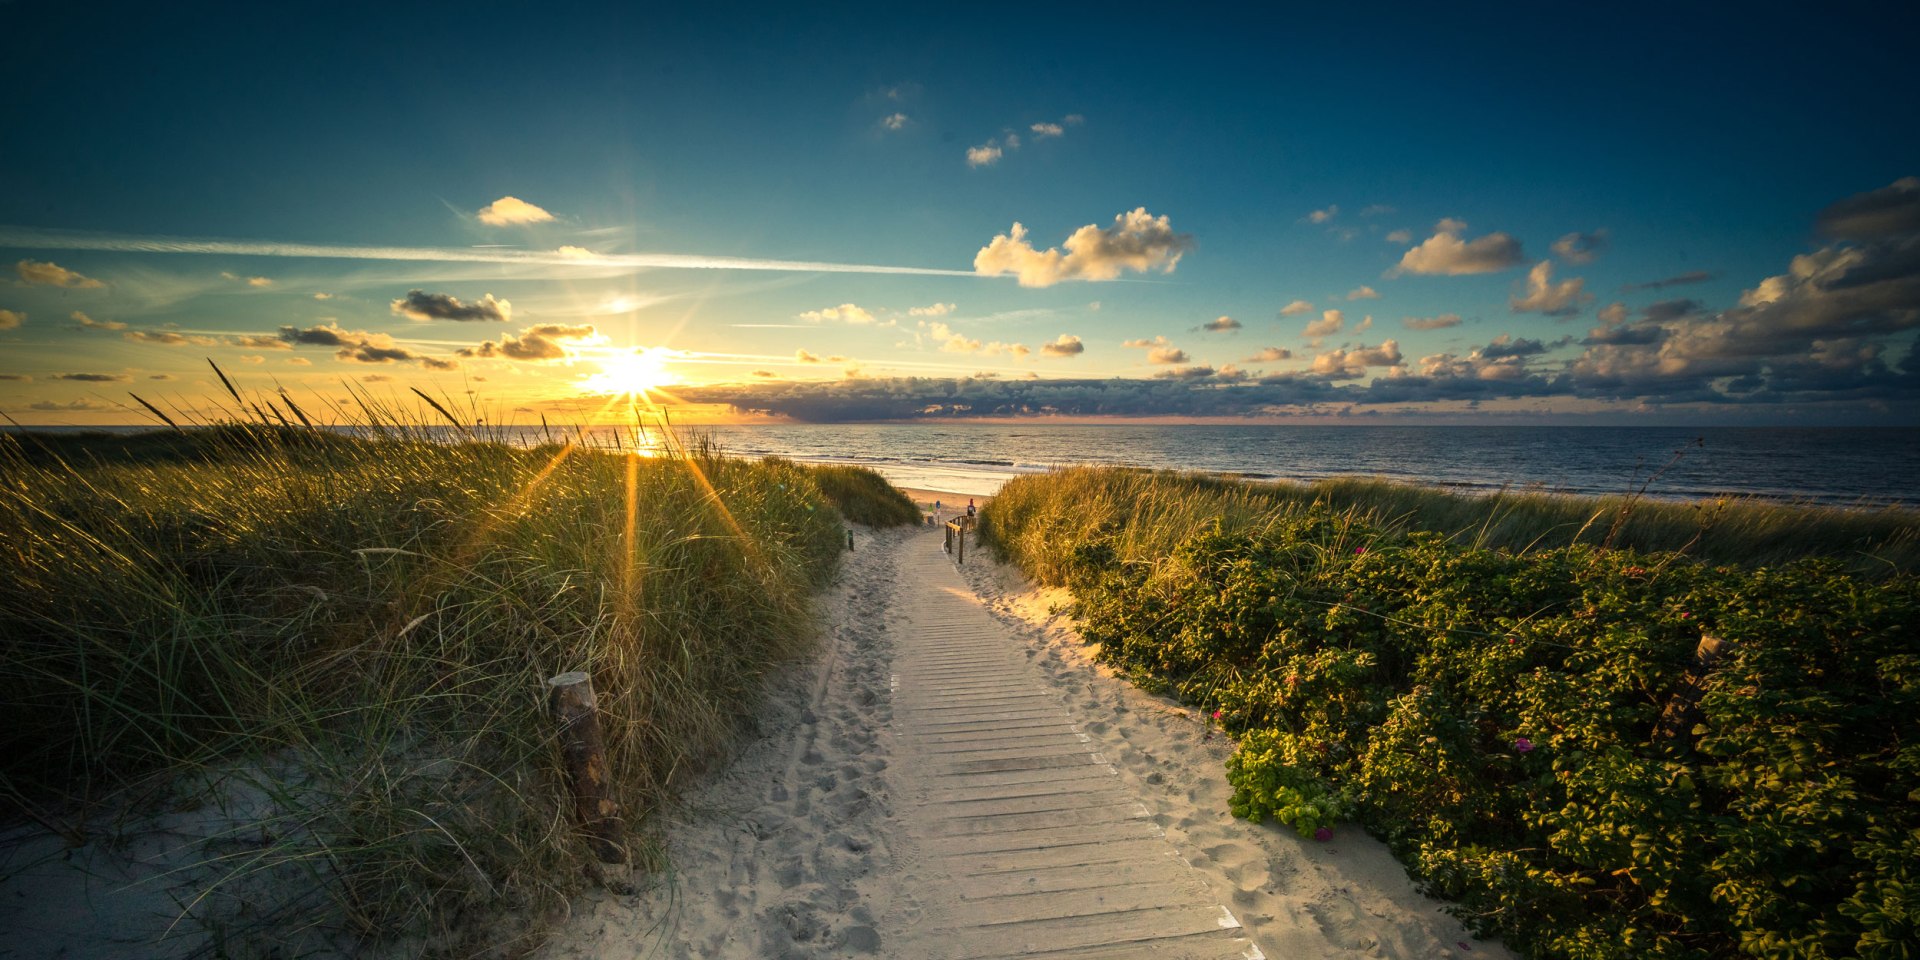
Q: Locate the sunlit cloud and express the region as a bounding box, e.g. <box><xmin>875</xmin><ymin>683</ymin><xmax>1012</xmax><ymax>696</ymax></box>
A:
<box><xmin>966</xmin><ymin>141</ymin><xmax>1005</xmax><ymax>167</ymax></box>
<box><xmin>476</xmin><ymin>196</ymin><xmax>556</xmax><ymax>226</ymax></box>
<box><xmin>1304</xmin><ymin>309</ymin><xmax>1344</xmax><ymax>338</ymax></box>
<box><xmin>16</xmin><ymin>259</ymin><xmax>103</xmax><ymax>288</ymax></box>
<box><xmin>1040</xmin><ymin>334</ymin><xmax>1084</xmax><ymax>356</ymax></box>
<box><xmin>909</xmin><ymin>302</ymin><xmax>956</xmax><ymax>317</ymax></box>
<box><xmin>1196</xmin><ymin>315</ymin><xmax>1241</xmax><ymax>332</ymax></box>
<box><xmin>1390</xmin><ymin>219</ymin><xmax>1524</xmax><ymax>276</ymax></box>
<box><xmin>974</xmin><ymin>208</ymin><xmax>1191</xmax><ymax>287</ymax></box>
<box><xmin>1347</xmin><ymin>285</ymin><xmax>1380</xmax><ymax>301</ymax></box>
<box><xmin>1278</xmin><ymin>299</ymin><xmax>1315</xmax><ymax>316</ymax></box>
<box><xmin>0</xmin><ymin>309</ymin><xmax>22</xmax><ymax>330</ymax></box>
<box><xmin>279</xmin><ymin>321</ymin><xmax>456</xmax><ymax>368</ymax></box>
<box><xmin>70</xmin><ymin>310</ymin><xmax>126</xmax><ymax>331</ymax></box>
<box><xmin>881</xmin><ymin>112</ymin><xmax>909</xmax><ymax>131</ymax></box>
<box><xmin>1307</xmin><ymin>205</ymin><xmax>1339</xmax><ymax>224</ymax></box>
<box><xmin>221</xmin><ymin>271</ymin><xmax>274</xmax><ymax>286</ymax></box>
<box><xmin>1551</xmin><ymin>230</ymin><xmax>1608</xmax><ymax>265</ymax></box>
<box><xmin>1404</xmin><ymin>313</ymin><xmax>1463</xmax><ymax>330</ymax></box>
<box><xmin>798</xmin><ymin>303</ymin><xmax>876</xmax><ymax>324</ymax></box>
<box><xmin>1510</xmin><ymin>260</ymin><xmax>1592</xmax><ymax>316</ymax></box>
<box><xmin>1123</xmin><ymin>335</ymin><xmax>1189</xmax><ymax>364</ymax></box>
<box><xmin>1246</xmin><ymin>346</ymin><xmax>1292</xmax><ymax>362</ymax></box>
<box><xmin>457</xmin><ymin>323</ymin><xmax>603</xmax><ymax>361</ymax></box>
<box><xmin>55</xmin><ymin>372</ymin><xmax>131</xmax><ymax>382</ymax></box>
<box><xmin>124</xmin><ymin>329</ymin><xmax>218</xmax><ymax>346</ymax></box>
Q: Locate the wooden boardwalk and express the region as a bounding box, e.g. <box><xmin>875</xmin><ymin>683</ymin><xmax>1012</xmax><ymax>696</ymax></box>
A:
<box><xmin>888</xmin><ymin>532</ymin><xmax>1264</xmax><ymax>959</ymax></box>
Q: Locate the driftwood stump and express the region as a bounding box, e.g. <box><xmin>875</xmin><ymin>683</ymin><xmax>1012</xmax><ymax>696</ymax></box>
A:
<box><xmin>1654</xmin><ymin>635</ymin><xmax>1729</xmax><ymax>746</ymax></box>
<box><xmin>547</xmin><ymin>671</ymin><xmax>626</xmax><ymax>864</ymax></box>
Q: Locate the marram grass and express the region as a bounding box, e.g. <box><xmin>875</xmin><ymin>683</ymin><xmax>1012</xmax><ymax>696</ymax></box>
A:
<box><xmin>0</xmin><ymin>422</ymin><xmax>912</xmax><ymax>954</ymax></box>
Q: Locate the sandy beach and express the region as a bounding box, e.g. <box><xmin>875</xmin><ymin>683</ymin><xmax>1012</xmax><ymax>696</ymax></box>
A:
<box><xmin>537</xmin><ymin>493</ymin><xmax>1513</xmax><ymax>959</ymax></box>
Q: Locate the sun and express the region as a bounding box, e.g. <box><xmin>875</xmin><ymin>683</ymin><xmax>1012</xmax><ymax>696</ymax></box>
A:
<box><xmin>580</xmin><ymin>348</ymin><xmax>677</xmax><ymax>397</ymax></box>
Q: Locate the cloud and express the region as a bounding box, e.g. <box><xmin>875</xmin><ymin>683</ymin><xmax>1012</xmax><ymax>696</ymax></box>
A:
<box><xmin>1030</xmin><ymin>122</ymin><xmax>1063</xmax><ymax>138</ymax></box>
<box><xmin>800</xmin><ymin>303</ymin><xmax>877</xmax><ymax>324</ymax></box>
<box><xmin>974</xmin><ymin>208</ymin><xmax>1192</xmax><ymax>287</ymax></box>
<box><xmin>1304</xmin><ymin>309</ymin><xmax>1344</xmax><ymax>338</ymax></box>
<box><xmin>221</xmin><ymin>271</ymin><xmax>274</xmax><ymax>287</ymax></box>
<box><xmin>279</xmin><ymin>321</ymin><xmax>450</xmax><ymax>366</ymax></box>
<box><xmin>1245</xmin><ymin>346</ymin><xmax>1292</xmax><ymax>362</ymax></box>
<box><xmin>287</xmin><ymin>357</ymin><xmax>312</xmax><ymax>365</ymax></box>
<box><xmin>1196</xmin><ymin>316</ymin><xmax>1242</xmax><ymax>332</ymax></box>
<box><xmin>1385</xmin><ymin>229</ymin><xmax>1413</xmax><ymax>244</ymax></box>
<box><xmin>124</xmin><ymin>329</ymin><xmax>218</xmax><ymax>346</ymax></box>
<box><xmin>457</xmin><ymin>323</ymin><xmax>602</xmax><ymax>361</ymax></box>
<box><xmin>1551</xmin><ymin>230</ymin><xmax>1609</xmax><ymax>265</ymax></box>
<box><xmin>751</xmin><ymin>369</ymin><xmax>774</xmax><ymax>377</ymax></box>
<box><xmin>1310</xmin><ymin>340</ymin><xmax>1403</xmax><ymax>377</ymax></box>
<box><xmin>966</xmin><ymin>141</ymin><xmax>1006</xmax><ymax>167</ymax></box>
<box><xmin>909</xmin><ymin>302</ymin><xmax>956</xmax><ymax>317</ymax></box>
<box><xmin>1390</xmin><ymin>220</ymin><xmax>1524</xmax><ymax>276</ymax></box>
<box><xmin>1355</xmin><ymin>315</ymin><xmax>1373</xmax><ymax>332</ymax></box>
<box><xmin>1154</xmin><ymin>365</ymin><xmax>1219</xmax><ymax>380</ymax></box>
<box><xmin>796</xmin><ymin>350</ymin><xmax>823</xmax><ymax>363</ymax></box>
<box><xmin>0</xmin><ymin>227</ymin><xmax>982</xmax><ymax>280</ymax></box>
<box><xmin>1347</xmin><ymin>285</ymin><xmax>1380</xmax><ymax>301</ymax></box>
<box><xmin>1040</xmin><ymin>334</ymin><xmax>1084</xmax><ymax>357</ymax></box>
<box><xmin>391</xmin><ymin>289</ymin><xmax>511</xmax><ymax>323</ymax></box>
<box><xmin>1122</xmin><ymin>336</ymin><xmax>1189</xmax><ymax>364</ymax></box>
<box><xmin>1510</xmin><ymin>260</ymin><xmax>1593</xmax><ymax>316</ymax></box>
<box><xmin>313</xmin><ymin>292</ymin><xmax>336</xmax><ymax>300</ymax></box>
<box><xmin>1403</xmin><ymin>313</ymin><xmax>1463</xmax><ymax>330</ymax></box>
<box><xmin>55</xmin><ymin>372</ymin><xmax>132</xmax><ymax>382</ymax></box>
<box><xmin>476</xmin><ymin>196</ymin><xmax>556</xmax><ymax>226</ymax></box>
<box><xmin>881</xmin><ymin>112</ymin><xmax>910</xmax><ymax>131</ymax></box>
<box><xmin>16</xmin><ymin>259</ymin><xmax>104</xmax><ymax>288</ymax></box>
<box><xmin>1641</xmin><ymin>298</ymin><xmax>1705</xmax><ymax>323</ymax></box>
<box><xmin>554</xmin><ymin>245</ymin><xmax>595</xmax><ymax>259</ymax></box>
<box><xmin>31</xmin><ymin>399</ymin><xmax>112</xmax><ymax>412</ymax></box>
<box><xmin>1278</xmin><ymin>299</ymin><xmax>1315</xmax><ymax>316</ymax></box>
<box><xmin>1816</xmin><ymin>177</ymin><xmax>1920</xmax><ymax>240</ymax></box>
<box><xmin>1626</xmin><ymin>271</ymin><xmax>1714</xmax><ymax>291</ymax></box>
<box><xmin>1479</xmin><ymin>334</ymin><xmax>1549</xmax><ymax>360</ymax></box>
<box><xmin>70</xmin><ymin>310</ymin><xmax>126</xmax><ymax>331</ymax></box>
<box><xmin>227</xmin><ymin>334</ymin><xmax>293</xmax><ymax>350</ymax></box>
<box><xmin>0</xmin><ymin>309</ymin><xmax>21</xmax><ymax>330</ymax></box>
<box><xmin>1307</xmin><ymin>205</ymin><xmax>1339</xmax><ymax>224</ymax></box>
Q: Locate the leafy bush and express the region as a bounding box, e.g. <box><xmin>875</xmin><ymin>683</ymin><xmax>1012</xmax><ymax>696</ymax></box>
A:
<box><xmin>984</xmin><ymin>468</ymin><xmax>1920</xmax><ymax>960</ymax></box>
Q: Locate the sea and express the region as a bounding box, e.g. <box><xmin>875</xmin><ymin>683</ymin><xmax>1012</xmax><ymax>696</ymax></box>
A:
<box><xmin>685</xmin><ymin>424</ymin><xmax>1916</xmax><ymax>506</ymax></box>
<box><xmin>12</xmin><ymin>423</ymin><xmax>1916</xmax><ymax>506</ymax></box>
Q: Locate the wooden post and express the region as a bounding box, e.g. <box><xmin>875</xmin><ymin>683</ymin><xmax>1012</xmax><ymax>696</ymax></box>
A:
<box><xmin>1653</xmin><ymin>635</ymin><xmax>1729</xmax><ymax>746</ymax></box>
<box><xmin>847</xmin><ymin>528</ymin><xmax>855</xmax><ymax>551</ymax></box>
<box><xmin>547</xmin><ymin>671</ymin><xmax>626</xmax><ymax>864</ymax></box>
<box><xmin>957</xmin><ymin>517</ymin><xmax>966</xmax><ymax>565</ymax></box>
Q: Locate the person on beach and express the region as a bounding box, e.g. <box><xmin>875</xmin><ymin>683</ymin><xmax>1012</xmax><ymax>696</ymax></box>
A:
<box><xmin>966</xmin><ymin>499</ymin><xmax>976</xmax><ymax>519</ymax></box>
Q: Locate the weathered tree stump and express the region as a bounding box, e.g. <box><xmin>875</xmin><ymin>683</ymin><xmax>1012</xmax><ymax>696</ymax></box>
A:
<box><xmin>547</xmin><ymin>671</ymin><xmax>626</xmax><ymax>864</ymax></box>
<box><xmin>1653</xmin><ymin>635</ymin><xmax>1729</xmax><ymax>746</ymax></box>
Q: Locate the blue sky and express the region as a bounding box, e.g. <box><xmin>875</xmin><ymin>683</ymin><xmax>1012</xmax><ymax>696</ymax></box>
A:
<box><xmin>3</xmin><ymin>1</ymin><xmax>1916</xmax><ymax>424</ymax></box>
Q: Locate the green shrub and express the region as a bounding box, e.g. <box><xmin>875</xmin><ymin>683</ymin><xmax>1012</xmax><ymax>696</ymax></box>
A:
<box><xmin>984</xmin><ymin>467</ymin><xmax>1920</xmax><ymax>960</ymax></box>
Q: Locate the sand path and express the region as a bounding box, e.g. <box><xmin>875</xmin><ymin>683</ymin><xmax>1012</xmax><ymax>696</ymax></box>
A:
<box><xmin>540</xmin><ymin>524</ymin><xmax>1509</xmax><ymax>959</ymax></box>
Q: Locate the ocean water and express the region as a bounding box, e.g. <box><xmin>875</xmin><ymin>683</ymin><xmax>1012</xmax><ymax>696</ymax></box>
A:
<box><xmin>685</xmin><ymin>424</ymin><xmax>1917</xmax><ymax>505</ymax></box>
<box><xmin>12</xmin><ymin>423</ymin><xmax>1913</xmax><ymax>505</ymax></box>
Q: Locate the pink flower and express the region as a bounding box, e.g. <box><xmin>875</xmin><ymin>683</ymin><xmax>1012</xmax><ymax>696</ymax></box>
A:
<box><xmin>1313</xmin><ymin>826</ymin><xmax>1334</xmax><ymax>842</ymax></box>
<box><xmin>1354</xmin><ymin>546</ymin><xmax>1367</xmax><ymax>555</ymax></box>
<box><xmin>1679</xmin><ymin>611</ymin><xmax>1692</xmax><ymax>619</ymax></box>
<box><xmin>1513</xmin><ymin>737</ymin><xmax>1534</xmax><ymax>753</ymax></box>
<box><xmin>1211</xmin><ymin>710</ymin><xmax>1222</xmax><ymax>721</ymax></box>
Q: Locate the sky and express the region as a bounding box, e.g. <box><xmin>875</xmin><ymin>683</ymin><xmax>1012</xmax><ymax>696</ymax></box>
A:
<box><xmin>2</xmin><ymin>2</ymin><xmax>1917</xmax><ymax>426</ymax></box>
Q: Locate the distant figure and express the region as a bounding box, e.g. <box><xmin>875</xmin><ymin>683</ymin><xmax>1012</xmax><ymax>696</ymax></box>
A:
<box><xmin>966</xmin><ymin>498</ymin><xmax>976</xmax><ymax>519</ymax></box>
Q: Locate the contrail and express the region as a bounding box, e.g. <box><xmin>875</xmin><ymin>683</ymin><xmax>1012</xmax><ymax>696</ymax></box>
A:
<box><xmin>0</xmin><ymin>226</ymin><xmax>984</xmax><ymax>278</ymax></box>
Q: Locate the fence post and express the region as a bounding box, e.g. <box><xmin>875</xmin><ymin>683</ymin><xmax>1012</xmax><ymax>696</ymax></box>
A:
<box><xmin>547</xmin><ymin>671</ymin><xmax>626</xmax><ymax>864</ymax></box>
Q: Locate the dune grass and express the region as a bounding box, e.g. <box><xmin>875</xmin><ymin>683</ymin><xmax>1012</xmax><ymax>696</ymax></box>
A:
<box><xmin>0</xmin><ymin>412</ymin><xmax>909</xmax><ymax>953</ymax></box>
<box><xmin>797</xmin><ymin>462</ymin><xmax>924</xmax><ymax>527</ymax></box>
<box><xmin>982</xmin><ymin>466</ymin><xmax>1919</xmax><ymax>580</ymax></box>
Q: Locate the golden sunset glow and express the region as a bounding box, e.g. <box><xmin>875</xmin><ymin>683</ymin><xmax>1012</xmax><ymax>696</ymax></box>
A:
<box><xmin>579</xmin><ymin>347</ymin><xmax>678</xmax><ymax>398</ymax></box>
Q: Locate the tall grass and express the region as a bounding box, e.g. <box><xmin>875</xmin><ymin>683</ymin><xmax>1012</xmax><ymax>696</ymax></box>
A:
<box><xmin>981</xmin><ymin>466</ymin><xmax>1920</xmax><ymax>579</ymax></box>
<box><xmin>795</xmin><ymin>462</ymin><xmax>923</xmax><ymax>527</ymax></box>
<box><xmin>0</xmin><ymin>405</ymin><xmax>906</xmax><ymax>952</ymax></box>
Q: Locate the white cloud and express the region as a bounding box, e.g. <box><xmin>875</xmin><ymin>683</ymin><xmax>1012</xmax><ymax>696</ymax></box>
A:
<box><xmin>1551</xmin><ymin>230</ymin><xmax>1609</xmax><ymax>265</ymax></box>
<box><xmin>1355</xmin><ymin>315</ymin><xmax>1373</xmax><ymax>332</ymax></box>
<box><xmin>798</xmin><ymin>303</ymin><xmax>877</xmax><ymax>324</ymax></box>
<box><xmin>908</xmin><ymin>302</ymin><xmax>956</xmax><ymax>317</ymax></box>
<box><xmin>1510</xmin><ymin>260</ymin><xmax>1593</xmax><ymax>316</ymax></box>
<box><xmin>221</xmin><ymin>271</ymin><xmax>274</xmax><ymax>287</ymax></box>
<box><xmin>967</xmin><ymin>141</ymin><xmax>1005</xmax><ymax>167</ymax></box>
<box><xmin>974</xmin><ymin>208</ymin><xmax>1191</xmax><ymax>287</ymax></box>
<box><xmin>1040</xmin><ymin>334</ymin><xmax>1084</xmax><ymax>356</ymax></box>
<box><xmin>1307</xmin><ymin>205</ymin><xmax>1339</xmax><ymax>224</ymax></box>
<box><xmin>1347</xmin><ymin>285</ymin><xmax>1380</xmax><ymax>301</ymax></box>
<box><xmin>554</xmin><ymin>245</ymin><xmax>595</xmax><ymax>259</ymax></box>
<box><xmin>16</xmin><ymin>259</ymin><xmax>103</xmax><ymax>288</ymax></box>
<box><xmin>476</xmin><ymin>196</ymin><xmax>556</xmax><ymax>226</ymax></box>
<box><xmin>1390</xmin><ymin>220</ymin><xmax>1524</xmax><ymax>275</ymax></box>
<box><xmin>1122</xmin><ymin>335</ymin><xmax>1189</xmax><ymax>364</ymax></box>
<box><xmin>313</xmin><ymin>292</ymin><xmax>335</xmax><ymax>300</ymax></box>
<box><xmin>1404</xmin><ymin>313</ymin><xmax>1463</xmax><ymax>330</ymax></box>
<box><xmin>1304</xmin><ymin>309</ymin><xmax>1344</xmax><ymax>338</ymax></box>
<box><xmin>1278</xmin><ymin>299</ymin><xmax>1315</xmax><ymax>316</ymax></box>
<box><xmin>0</xmin><ymin>309</ymin><xmax>23</xmax><ymax>330</ymax></box>
<box><xmin>1030</xmin><ymin>122</ymin><xmax>1063</xmax><ymax>138</ymax></box>
<box><xmin>881</xmin><ymin>112</ymin><xmax>910</xmax><ymax>131</ymax></box>
<box><xmin>1197</xmin><ymin>315</ymin><xmax>1241</xmax><ymax>332</ymax></box>
<box><xmin>1246</xmin><ymin>346</ymin><xmax>1292</xmax><ymax>362</ymax></box>
<box><xmin>1311</xmin><ymin>340</ymin><xmax>1403</xmax><ymax>377</ymax></box>
<box><xmin>1385</xmin><ymin>229</ymin><xmax>1413</xmax><ymax>244</ymax></box>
